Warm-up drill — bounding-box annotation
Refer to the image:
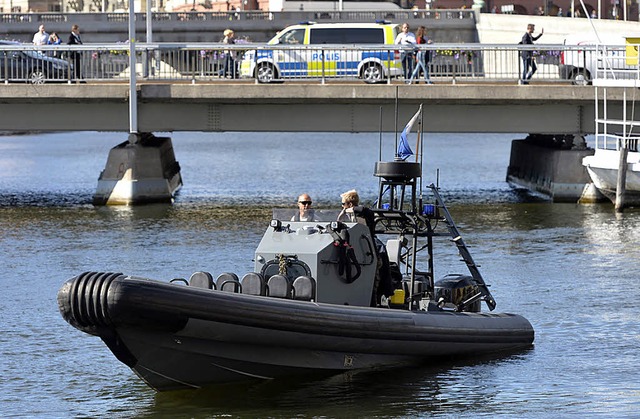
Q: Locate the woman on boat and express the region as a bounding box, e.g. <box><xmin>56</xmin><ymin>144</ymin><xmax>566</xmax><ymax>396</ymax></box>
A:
<box><xmin>337</xmin><ymin>189</ymin><xmax>359</xmax><ymax>222</ymax></box>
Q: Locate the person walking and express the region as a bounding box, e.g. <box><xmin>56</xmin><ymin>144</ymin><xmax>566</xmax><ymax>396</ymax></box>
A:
<box><xmin>519</xmin><ymin>23</ymin><xmax>543</xmax><ymax>85</ymax></box>
<box><xmin>67</xmin><ymin>24</ymin><xmax>83</xmax><ymax>80</ymax></box>
<box><xmin>221</xmin><ymin>29</ymin><xmax>237</xmax><ymax>79</ymax></box>
<box><xmin>407</xmin><ymin>26</ymin><xmax>433</xmax><ymax>85</ymax></box>
<box><xmin>394</xmin><ymin>23</ymin><xmax>416</xmax><ymax>81</ymax></box>
<box><xmin>32</xmin><ymin>24</ymin><xmax>48</xmax><ymax>46</ymax></box>
<box><xmin>47</xmin><ymin>32</ymin><xmax>62</xmax><ymax>57</ymax></box>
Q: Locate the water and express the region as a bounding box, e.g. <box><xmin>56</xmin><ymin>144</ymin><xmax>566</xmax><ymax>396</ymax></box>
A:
<box><xmin>1</xmin><ymin>132</ymin><xmax>639</xmax><ymax>418</ymax></box>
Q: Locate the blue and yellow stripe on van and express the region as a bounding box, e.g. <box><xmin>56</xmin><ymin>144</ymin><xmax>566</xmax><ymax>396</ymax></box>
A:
<box><xmin>241</xmin><ymin>48</ymin><xmax>401</xmax><ymax>79</ymax></box>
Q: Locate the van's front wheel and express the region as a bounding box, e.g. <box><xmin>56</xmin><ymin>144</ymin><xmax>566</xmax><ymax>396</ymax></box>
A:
<box><xmin>361</xmin><ymin>63</ymin><xmax>385</xmax><ymax>84</ymax></box>
<box><xmin>256</xmin><ymin>63</ymin><xmax>277</xmax><ymax>83</ymax></box>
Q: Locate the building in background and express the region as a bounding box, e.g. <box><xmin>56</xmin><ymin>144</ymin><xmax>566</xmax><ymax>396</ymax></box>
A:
<box><xmin>0</xmin><ymin>0</ymin><xmax>635</xmax><ymax>20</ymax></box>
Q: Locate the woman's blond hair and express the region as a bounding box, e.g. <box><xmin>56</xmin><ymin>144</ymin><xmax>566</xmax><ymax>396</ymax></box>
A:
<box><xmin>340</xmin><ymin>189</ymin><xmax>360</xmax><ymax>206</ymax></box>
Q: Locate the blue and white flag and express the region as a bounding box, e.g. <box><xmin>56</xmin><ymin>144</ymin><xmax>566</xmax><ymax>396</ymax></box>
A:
<box><xmin>397</xmin><ymin>105</ymin><xmax>422</xmax><ymax>160</ymax></box>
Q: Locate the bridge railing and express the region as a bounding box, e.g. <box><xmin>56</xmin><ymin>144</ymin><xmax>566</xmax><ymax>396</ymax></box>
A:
<box><xmin>1</xmin><ymin>42</ymin><xmax>634</xmax><ymax>85</ymax></box>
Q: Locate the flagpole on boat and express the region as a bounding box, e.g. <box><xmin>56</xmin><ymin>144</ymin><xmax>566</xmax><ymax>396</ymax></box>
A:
<box><xmin>394</xmin><ymin>87</ymin><xmax>399</xmax><ymax>158</ymax></box>
<box><xmin>418</xmin><ymin>104</ymin><xmax>424</xmax><ymax>208</ymax></box>
<box><xmin>378</xmin><ymin>106</ymin><xmax>383</xmax><ymax>162</ymax></box>
<box><xmin>378</xmin><ymin>106</ymin><xmax>383</xmax><ymax>201</ymax></box>
<box><xmin>128</xmin><ymin>0</ymin><xmax>138</xmax><ymax>139</ymax></box>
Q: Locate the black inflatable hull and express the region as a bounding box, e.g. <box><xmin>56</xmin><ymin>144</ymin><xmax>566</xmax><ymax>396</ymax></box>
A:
<box><xmin>58</xmin><ymin>272</ymin><xmax>534</xmax><ymax>391</ymax></box>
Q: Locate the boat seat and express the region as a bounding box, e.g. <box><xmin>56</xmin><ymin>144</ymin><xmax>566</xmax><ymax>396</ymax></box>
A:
<box><xmin>189</xmin><ymin>271</ymin><xmax>215</xmax><ymax>289</ymax></box>
<box><xmin>386</xmin><ymin>239</ymin><xmax>403</xmax><ymax>264</ymax></box>
<box><xmin>292</xmin><ymin>276</ymin><xmax>316</xmax><ymax>301</ymax></box>
<box><xmin>216</xmin><ymin>272</ymin><xmax>241</xmax><ymax>293</ymax></box>
<box><xmin>267</xmin><ymin>274</ymin><xmax>293</xmax><ymax>299</ymax></box>
<box><xmin>241</xmin><ymin>272</ymin><xmax>268</xmax><ymax>296</ymax></box>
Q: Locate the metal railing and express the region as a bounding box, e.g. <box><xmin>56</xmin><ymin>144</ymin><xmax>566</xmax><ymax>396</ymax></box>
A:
<box><xmin>0</xmin><ymin>42</ymin><xmax>636</xmax><ymax>85</ymax></box>
<box><xmin>593</xmin><ymin>43</ymin><xmax>640</xmax><ymax>152</ymax></box>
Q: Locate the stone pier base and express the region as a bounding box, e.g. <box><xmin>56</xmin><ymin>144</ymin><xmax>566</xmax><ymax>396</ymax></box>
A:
<box><xmin>93</xmin><ymin>133</ymin><xmax>182</xmax><ymax>206</ymax></box>
<box><xmin>506</xmin><ymin>136</ymin><xmax>604</xmax><ymax>203</ymax></box>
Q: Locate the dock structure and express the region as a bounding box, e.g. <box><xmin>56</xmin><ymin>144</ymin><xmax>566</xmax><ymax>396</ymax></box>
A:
<box><xmin>580</xmin><ymin>45</ymin><xmax>640</xmax><ymax>211</ymax></box>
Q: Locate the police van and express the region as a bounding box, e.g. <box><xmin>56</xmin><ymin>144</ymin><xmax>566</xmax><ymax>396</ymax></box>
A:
<box><xmin>239</xmin><ymin>22</ymin><xmax>402</xmax><ymax>83</ymax></box>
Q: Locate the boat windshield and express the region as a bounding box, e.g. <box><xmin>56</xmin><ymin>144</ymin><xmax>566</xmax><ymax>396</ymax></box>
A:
<box><xmin>271</xmin><ymin>209</ymin><xmax>342</xmax><ymax>223</ymax></box>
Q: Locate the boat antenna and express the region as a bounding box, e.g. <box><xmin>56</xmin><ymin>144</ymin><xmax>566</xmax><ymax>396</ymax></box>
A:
<box><xmin>419</xmin><ymin>104</ymin><xmax>424</xmax><ymax>204</ymax></box>
<box><xmin>378</xmin><ymin>106</ymin><xmax>383</xmax><ymax>203</ymax></box>
<box><xmin>436</xmin><ymin>168</ymin><xmax>440</xmax><ymax>188</ymax></box>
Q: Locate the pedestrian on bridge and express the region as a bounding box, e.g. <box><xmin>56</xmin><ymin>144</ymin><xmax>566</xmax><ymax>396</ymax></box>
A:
<box><xmin>395</xmin><ymin>23</ymin><xmax>416</xmax><ymax>81</ymax></box>
<box><xmin>47</xmin><ymin>32</ymin><xmax>62</xmax><ymax>58</ymax></box>
<box><xmin>221</xmin><ymin>29</ymin><xmax>237</xmax><ymax>79</ymax></box>
<box><xmin>407</xmin><ymin>26</ymin><xmax>433</xmax><ymax>85</ymax></box>
<box><xmin>32</xmin><ymin>24</ymin><xmax>48</xmax><ymax>46</ymax></box>
<box><xmin>519</xmin><ymin>23</ymin><xmax>543</xmax><ymax>85</ymax></box>
<box><xmin>67</xmin><ymin>24</ymin><xmax>83</xmax><ymax>80</ymax></box>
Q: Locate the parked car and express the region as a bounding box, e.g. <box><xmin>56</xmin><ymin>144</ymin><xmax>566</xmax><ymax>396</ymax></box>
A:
<box><xmin>0</xmin><ymin>40</ymin><xmax>72</xmax><ymax>84</ymax></box>
<box><xmin>559</xmin><ymin>35</ymin><xmax>633</xmax><ymax>85</ymax></box>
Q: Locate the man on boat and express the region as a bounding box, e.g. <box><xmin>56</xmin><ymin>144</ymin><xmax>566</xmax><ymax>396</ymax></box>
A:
<box><xmin>291</xmin><ymin>193</ymin><xmax>316</xmax><ymax>221</ymax></box>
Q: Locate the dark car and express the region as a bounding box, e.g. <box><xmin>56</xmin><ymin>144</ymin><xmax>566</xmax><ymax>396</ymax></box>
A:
<box><xmin>0</xmin><ymin>40</ymin><xmax>72</xmax><ymax>84</ymax></box>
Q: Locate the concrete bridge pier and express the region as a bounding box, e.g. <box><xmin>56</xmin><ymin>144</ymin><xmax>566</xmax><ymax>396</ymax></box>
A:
<box><xmin>506</xmin><ymin>134</ymin><xmax>605</xmax><ymax>203</ymax></box>
<box><xmin>93</xmin><ymin>133</ymin><xmax>182</xmax><ymax>206</ymax></box>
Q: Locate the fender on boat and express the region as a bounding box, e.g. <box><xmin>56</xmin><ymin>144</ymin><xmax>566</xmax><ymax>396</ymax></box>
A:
<box><xmin>57</xmin><ymin>272</ymin><xmax>191</xmax><ymax>367</ymax></box>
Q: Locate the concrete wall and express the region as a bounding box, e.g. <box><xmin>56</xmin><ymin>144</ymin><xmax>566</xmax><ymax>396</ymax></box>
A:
<box><xmin>476</xmin><ymin>13</ymin><xmax>640</xmax><ymax>44</ymax></box>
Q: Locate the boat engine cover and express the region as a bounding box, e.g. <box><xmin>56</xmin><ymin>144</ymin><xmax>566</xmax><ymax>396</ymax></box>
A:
<box><xmin>434</xmin><ymin>274</ymin><xmax>481</xmax><ymax>312</ymax></box>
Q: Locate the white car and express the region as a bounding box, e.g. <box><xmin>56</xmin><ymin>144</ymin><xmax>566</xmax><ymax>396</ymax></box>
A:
<box><xmin>559</xmin><ymin>34</ymin><xmax>638</xmax><ymax>85</ymax></box>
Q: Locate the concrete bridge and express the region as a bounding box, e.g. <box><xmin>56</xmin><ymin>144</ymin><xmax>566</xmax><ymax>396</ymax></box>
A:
<box><xmin>1</xmin><ymin>81</ymin><xmax>619</xmax><ymax>206</ymax></box>
<box><xmin>0</xmin><ymin>83</ymin><xmax>621</xmax><ymax>134</ymax></box>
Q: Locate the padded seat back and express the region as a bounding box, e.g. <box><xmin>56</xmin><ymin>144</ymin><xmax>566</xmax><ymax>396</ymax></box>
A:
<box><xmin>241</xmin><ymin>272</ymin><xmax>268</xmax><ymax>296</ymax></box>
<box><xmin>267</xmin><ymin>274</ymin><xmax>292</xmax><ymax>298</ymax></box>
<box><xmin>189</xmin><ymin>271</ymin><xmax>215</xmax><ymax>289</ymax></box>
<box><xmin>292</xmin><ymin>276</ymin><xmax>316</xmax><ymax>301</ymax></box>
<box><xmin>217</xmin><ymin>272</ymin><xmax>241</xmax><ymax>293</ymax></box>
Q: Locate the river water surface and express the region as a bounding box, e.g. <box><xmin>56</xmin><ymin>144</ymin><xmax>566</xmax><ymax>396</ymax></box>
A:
<box><xmin>1</xmin><ymin>132</ymin><xmax>639</xmax><ymax>418</ymax></box>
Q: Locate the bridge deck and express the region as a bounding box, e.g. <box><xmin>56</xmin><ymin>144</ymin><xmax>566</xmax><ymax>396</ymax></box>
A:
<box><xmin>0</xmin><ymin>83</ymin><xmax>617</xmax><ymax>134</ymax></box>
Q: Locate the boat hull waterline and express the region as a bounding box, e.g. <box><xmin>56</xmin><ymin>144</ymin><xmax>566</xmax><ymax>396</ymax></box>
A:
<box><xmin>584</xmin><ymin>151</ymin><xmax>640</xmax><ymax>205</ymax></box>
<box><xmin>58</xmin><ymin>272</ymin><xmax>534</xmax><ymax>391</ymax></box>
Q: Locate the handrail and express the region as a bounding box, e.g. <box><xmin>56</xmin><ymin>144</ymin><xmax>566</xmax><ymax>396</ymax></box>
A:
<box><xmin>1</xmin><ymin>41</ymin><xmax>637</xmax><ymax>85</ymax></box>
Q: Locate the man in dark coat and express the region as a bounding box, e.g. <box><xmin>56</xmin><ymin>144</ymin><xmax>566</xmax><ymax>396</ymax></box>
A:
<box><xmin>67</xmin><ymin>24</ymin><xmax>83</xmax><ymax>80</ymax></box>
<box><xmin>520</xmin><ymin>23</ymin><xmax>543</xmax><ymax>85</ymax></box>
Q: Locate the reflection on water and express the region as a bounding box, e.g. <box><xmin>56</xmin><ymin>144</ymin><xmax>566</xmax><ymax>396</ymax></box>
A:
<box><xmin>1</xmin><ymin>132</ymin><xmax>640</xmax><ymax>417</ymax></box>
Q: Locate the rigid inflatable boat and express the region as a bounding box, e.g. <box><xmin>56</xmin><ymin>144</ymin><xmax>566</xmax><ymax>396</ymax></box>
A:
<box><xmin>58</xmin><ymin>157</ymin><xmax>534</xmax><ymax>391</ymax></box>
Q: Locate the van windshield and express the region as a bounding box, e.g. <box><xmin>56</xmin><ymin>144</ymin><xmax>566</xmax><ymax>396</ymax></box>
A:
<box><xmin>273</xmin><ymin>28</ymin><xmax>305</xmax><ymax>45</ymax></box>
<box><xmin>310</xmin><ymin>28</ymin><xmax>385</xmax><ymax>44</ymax></box>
